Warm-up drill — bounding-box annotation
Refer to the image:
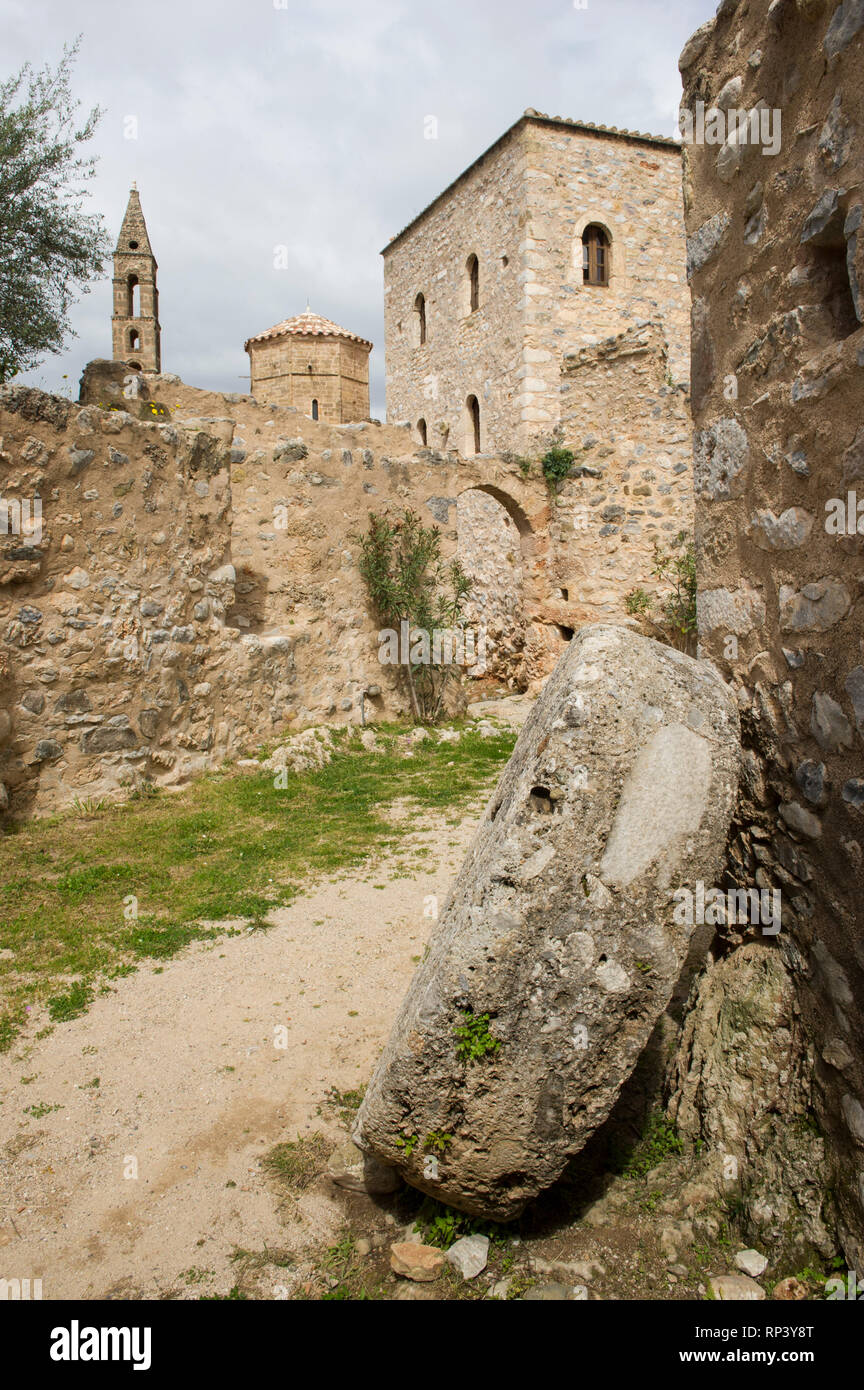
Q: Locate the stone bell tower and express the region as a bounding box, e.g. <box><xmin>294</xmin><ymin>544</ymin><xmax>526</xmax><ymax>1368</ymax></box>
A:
<box><xmin>111</xmin><ymin>184</ymin><xmax>161</xmax><ymax>373</ymax></box>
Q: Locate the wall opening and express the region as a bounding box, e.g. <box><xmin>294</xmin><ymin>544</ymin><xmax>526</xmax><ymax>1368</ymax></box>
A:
<box><xmin>415</xmin><ymin>292</ymin><xmax>427</xmax><ymax>346</ymax></box>
<box><xmin>466</xmin><ymin>253</ymin><xmax>480</xmax><ymax>312</ymax></box>
<box><xmin>582</xmin><ymin>225</ymin><xmax>611</xmax><ymax>286</ymax></box>
<box><xmin>456</xmin><ymin>486</ymin><xmax>529</xmax><ymax>689</ymax></box>
<box><xmin>417</xmin><ymin>417</ymin><xmax>427</xmax><ymax>446</ymax></box>
<box><xmin>126</xmin><ymin>274</ymin><xmax>140</xmax><ymax>317</ymax></box>
<box><xmin>311</xmin><ymin>399</ymin><xmax>319</xmax><ymax>421</ymax></box>
<box><xmin>128</xmin><ymin>329</ymin><xmax>140</xmax><ymax>351</ymax></box>
<box><xmin>807</xmin><ymin>243</ymin><xmax>859</xmax><ymax>341</ymax></box>
<box><xmin>466</xmin><ymin>394</ymin><xmax>481</xmax><ymax>455</ymax></box>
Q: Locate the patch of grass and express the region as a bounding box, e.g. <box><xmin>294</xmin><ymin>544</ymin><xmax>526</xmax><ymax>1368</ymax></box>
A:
<box><xmin>323</xmin><ymin>1085</ymin><xmax>366</xmax><ymax>1128</ymax></box>
<box><xmin>618</xmin><ymin>1110</ymin><xmax>684</xmax><ymax>1178</ymax></box>
<box><xmin>261</xmin><ymin>1133</ymin><xmax>331</xmax><ymax>1193</ymax></box>
<box><xmin>0</xmin><ymin>724</ymin><xmax>516</xmax><ymax>1045</ymax></box>
<box><xmin>506</xmin><ymin>1271</ymin><xmax>537</xmax><ymax>1300</ymax></box>
<box><xmin>47</xmin><ymin>981</ymin><xmax>94</xmax><ymax>1022</ymax></box>
<box><xmin>414</xmin><ymin>1196</ymin><xmax>509</xmax><ymax>1252</ymax></box>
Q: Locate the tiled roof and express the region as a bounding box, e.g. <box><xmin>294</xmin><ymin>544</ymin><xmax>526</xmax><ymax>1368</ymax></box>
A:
<box><xmin>244</xmin><ymin>310</ymin><xmax>372</xmax><ymax>351</ymax></box>
<box><xmin>382</xmin><ymin>109</ymin><xmax>681</xmax><ymax>254</ymax></box>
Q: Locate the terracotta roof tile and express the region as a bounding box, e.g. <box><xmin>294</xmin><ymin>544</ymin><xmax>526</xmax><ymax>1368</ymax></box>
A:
<box><xmin>244</xmin><ymin>310</ymin><xmax>372</xmax><ymax>351</ymax></box>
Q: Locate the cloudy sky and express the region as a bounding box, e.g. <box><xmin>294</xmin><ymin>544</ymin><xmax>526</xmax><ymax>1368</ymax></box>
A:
<box><xmin>5</xmin><ymin>0</ymin><xmax>715</xmax><ymax>418</ymax></box>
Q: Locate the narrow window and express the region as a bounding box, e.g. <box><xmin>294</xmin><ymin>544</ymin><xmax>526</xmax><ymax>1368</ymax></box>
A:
<box><xmin>415</xmin><ymin>292</ymin><xmax>427</xmax><ymax>345</ymax></box>
<box><xmin>311</xmin><ymin>399</ymin><xmax>319</xmax><ymax>421</ymax></box>
<box><xmin>129</xmin><ymin>329</ymin><xmax>140</xmax><ymax>351</ymax></box>
<box><xmin>417</xmin><ymin>418</ymin><xmax>427</xmax><ymax>446</ymax></box>
<box><xmin>467</xmin><ymin>253</ymin><xmax>480</xmax><ymax>312</ymax></box>
<box><xmin>467</xmin><ymin>395</ymin><xmax>481</xmax><ymax>455</ymax></box>
<box><xmin>127</xmin><ymin>274</ymin><xmax>140</xmax><ymax>317</ymax></box>
<box><xmin>582</xmin><ymin>225</ymin><xmax>610</xmax><ymax>286</ymax></box>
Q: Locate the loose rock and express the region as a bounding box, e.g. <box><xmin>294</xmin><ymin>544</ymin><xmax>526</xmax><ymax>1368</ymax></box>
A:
<box><xmin>355</xmin><ymin>625</ymin><xmax>739</xmax><ymax>1219</ymax></box>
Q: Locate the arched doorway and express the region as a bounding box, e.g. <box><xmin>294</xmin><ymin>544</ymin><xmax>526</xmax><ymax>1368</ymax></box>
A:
<box><xmin>456</xmin><ymin>487</ymin><xmax>528</xmax><ymax>688</ymax></box>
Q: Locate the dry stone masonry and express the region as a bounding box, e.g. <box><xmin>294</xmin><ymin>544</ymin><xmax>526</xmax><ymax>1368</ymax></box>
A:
<box><xmin>2</xmin><ymin>364</ymin><xmax>685</xmax><ymax>818</ymax></box>
<box><xmin>680</xmin><ymin>0</ymin><xmax>864</xmax><ymax>1267</ymax></box>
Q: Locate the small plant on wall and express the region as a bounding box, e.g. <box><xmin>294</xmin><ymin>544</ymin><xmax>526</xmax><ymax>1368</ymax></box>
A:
<box><xmin>625</xmin><ymin>530</ymin><xmax>697</xmax><ymax>655</ymax></box>
<box><xmin>353</xmin><ymin>507</ymin><xmax>473</xmax><ymax>724</ymax></box>
<box><xmin>541</xmin><ymin>446</ymin><xmax>575</xmax><ymax>491</ymax></box>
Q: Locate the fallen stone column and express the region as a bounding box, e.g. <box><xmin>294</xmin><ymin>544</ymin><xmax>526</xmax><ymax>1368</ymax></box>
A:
<box><xmin>355</xmin><ymin>623</ymin><xmax>740</xmax><ymax>1220</ymax></box>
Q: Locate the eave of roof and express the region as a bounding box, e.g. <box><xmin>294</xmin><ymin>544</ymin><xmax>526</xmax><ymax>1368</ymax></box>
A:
<box><xmin>381</xmin><ymin>110</ymin><xmax>681</xmax><ymax>256</ymax></box>
<box><xmin>244</xmin><ymin>310</ymin><xmax>373</xmax><ymax>352</ymax></box>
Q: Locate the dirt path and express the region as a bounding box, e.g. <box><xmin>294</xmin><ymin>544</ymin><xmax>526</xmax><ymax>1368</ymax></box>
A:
<box><xmin>0</xmin><ymin>804</ymin><xmax>482</xmax><ymax>1299</ymax></box>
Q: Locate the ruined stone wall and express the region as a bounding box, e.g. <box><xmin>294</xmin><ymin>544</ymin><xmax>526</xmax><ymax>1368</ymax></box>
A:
<box><xmin>382</xmin><ymin>114</ymin><xmax>691</xmax><ymax>454</ymax></box>
<box><xmin>0</xmin><ymin>356</ymin><xmax>695</xmax><ymax>820</ymax></box>
<box><xmin>0</xmin><ymin>385</ymin><xmax>253</xmax><ymax>818</ymax></box>
<box><xmin>553</xmin><ymin>321</ymin><xmax>694</xmax><ymax>632</ymax></box>
<box><xmin>681</xmin><ymin>0</ymin><xmax>864</xmax><ymax>1265</ymax></box>
<box><xmin>82</xmin><ymin>360</ymin><xmax>693</xmax><ymax>682</ymax></box>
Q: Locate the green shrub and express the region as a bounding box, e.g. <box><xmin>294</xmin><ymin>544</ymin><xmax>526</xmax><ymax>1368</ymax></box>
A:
<box><xmin>541</xmin><ymin>446</ymin><xmax>575</xmax><ymax>488</ymax></box>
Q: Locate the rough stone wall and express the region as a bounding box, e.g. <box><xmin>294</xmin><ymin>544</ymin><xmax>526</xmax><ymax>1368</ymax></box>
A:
<box><xmin>681</xmin><ymin>0</ymin><xmax>864</xmax><ymax>1265</ymax></box>
<box><xmin>0</xmin><ymin>384</ymin><xmax>248</xmax><ymax>817</ymax></box>
<box><xmin>456</xmin><ymin>489</ymin><xmax>526</xmax><ymax>686</ymax></box>
<box><xmin>0</xmin><ymin>355</ymin><xmax>695</xmax><ymax>820</ymax></box>
<box><xmin>382</xmin><ymin>114</ymin><xmax>690</xmax><ymax>454</ymax></box>
<box><xmin>81</xmin><ymin>362</ymin><xmax>691</xmax><ymax>686</ymax></box>
<box><xmin>553</xmin><ymin>321</ymin><xmax>694</xmax><ymax>628</ymax></box>
<box><xmin>246</xmin><ymin>335</ymin><xmax>370</xmax><ymax>422</ymax></box>
<box><xmin>382</xmin><ymin>129</ymin><xmax>527</xmax><ymax>454</ymax></box>
<box><xmin>518</xmin><ymin>118</ymin><xmax>690</xmax><ymax>428</ymax></box>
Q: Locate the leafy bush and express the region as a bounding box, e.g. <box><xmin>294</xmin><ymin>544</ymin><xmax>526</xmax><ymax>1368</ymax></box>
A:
<box><xmin>625</xmin><ymin>531</ymin><xmax>697</xmax><ymax>654</ymax></box>
<box><xmin>541</xmin><ymin>446</ymin><xmax>575</xmax><ymax>489</ymax></box>
<box><xmin>353</xmin><ymin>507</ymin><xmax>472</xmax><ymax>723</ymax></box>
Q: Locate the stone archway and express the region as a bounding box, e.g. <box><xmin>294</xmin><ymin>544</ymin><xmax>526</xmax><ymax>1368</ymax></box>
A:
<box><xmin>456</xmin><ymin>486</ymin><xmax>530</xmax><ymax>689</ymax></box>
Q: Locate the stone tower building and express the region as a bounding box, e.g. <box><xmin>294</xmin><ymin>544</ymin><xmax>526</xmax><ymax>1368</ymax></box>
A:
<box><xmin>244</xmin><ymin>309</ymin><xmax>372</xmax><ymax>422</ymax></box>
<box><xmin>111</xmin><ymin>185</ymin><xmax>161</xmax><ymax>373</ymax></box>
<box><xmin>382</xmin><ymin>110</ymin><xmax>689</xmax><ymax>454</ymax></box>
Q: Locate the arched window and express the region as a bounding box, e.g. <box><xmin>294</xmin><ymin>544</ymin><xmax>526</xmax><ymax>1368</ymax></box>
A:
<box><xmin>417</xmin><ymin>418</ymin><xmax>427</xmax><ymax>446</ymax></box>
<box><xmin>466</xmin><ymin>395</ymin><xmax>481</xmax><ymax>455</ymax></box>
<box><xmin>129</xmin><ymin>329</ymin><xmax>140</xmax><ymax>351</ymax></box>
<box><xmin>415</xmin><ymin>292</ymin><xmax>427</xmax><ymax>345</ymax></box>
<box><xmin>466</xmin><ymin>254</ymin><xmax>480</xmax><ymax>312</ymax></box>
<box><xmin>311</xmin><ymin>399</ymin><xmax>319</xmax><ymax>421</ymax></box>
<box><xmin>582</xmin><ymin>225</ymin><xmax>610</xmax><ymax>286</ymax></box>
<box><xmin>126</xmin><ymin>274</ymin><xmax>140</xmax><ymax>317</ymax></box>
